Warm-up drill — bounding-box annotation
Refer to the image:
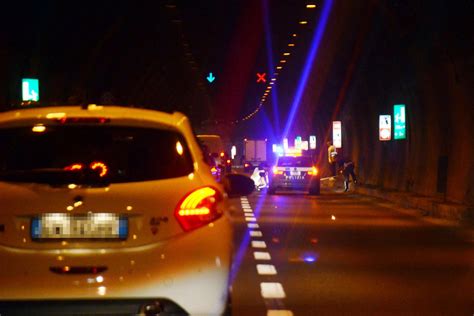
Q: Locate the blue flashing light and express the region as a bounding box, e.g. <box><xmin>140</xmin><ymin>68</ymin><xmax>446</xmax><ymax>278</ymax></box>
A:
<box><xmin>263</xmin><ymin>0</ymin><xmax>281</xmax><ymax>137</ymax></box>
<box><xmin>302</xmin><ymin>252</ymin><xmax>319</xmax><ymax>263</ymax></box>
<box><xmin>282</xmin><ymin>0</ymin><xmax>333</xmax><ymax>139</ymax></box>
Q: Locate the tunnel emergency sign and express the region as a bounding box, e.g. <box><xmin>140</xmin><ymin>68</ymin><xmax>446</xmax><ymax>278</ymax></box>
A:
<box><xmin>309</xmin><ymin>135</ymin><xmax>316</xmax><ymax>149</ymax></box>
<box><xmin>394</xmin><ymin>104</ymin><xmax>406</xmax><ymax>139</ymax></box>
<box><xmin>332</xmin><ymin>121</ymin><xmax>342</xmax><ymax>148</ymax></box>
<box><xmin>22</xmin><ymin>78</ymin><xmax>39</xmax><ymax>102</ymax></box>
<box><xmin>379</xmin><ymin>115</ymin><xmax>391</xmax><ymax>141</ymax></box>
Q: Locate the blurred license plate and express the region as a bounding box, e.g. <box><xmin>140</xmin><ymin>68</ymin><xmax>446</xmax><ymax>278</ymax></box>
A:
<box><xmin>290</xmin><ymin>171</ymin><xmax>301</xmax><ymax>176</ymax></box>
<box><xmin>31</xmin><ymin>213</ymin><xmax>128</xmax><ymax>240</ymax></box>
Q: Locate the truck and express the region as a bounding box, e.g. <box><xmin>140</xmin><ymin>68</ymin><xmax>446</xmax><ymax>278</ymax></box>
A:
<box><xmin>197</xmin><ymin>134</ymin><xmax>225</xmax><ymax>157</ymax></box>
<box><xmin>243</xmin><ymin>139</ymin><xmax>267</xmax><ymax>172</ymax></box>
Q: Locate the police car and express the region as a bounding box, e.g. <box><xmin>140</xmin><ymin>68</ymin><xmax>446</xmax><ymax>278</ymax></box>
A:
<box><xmin>268</xmin><ymin>154</ymin><xmax>320</xmax><ymax>195</ymax></box>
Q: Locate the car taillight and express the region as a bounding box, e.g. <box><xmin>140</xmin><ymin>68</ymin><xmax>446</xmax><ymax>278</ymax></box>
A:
<box><xmin>174</xmin><ymin>187</ymin><xmax>223</xmax><ymax>231</ymax></box>
<box><xmin>308</xmin><ymin>166</ymin><xmax>318</xmax><ymax>176</ymax></box>
<box><xmin>64</xmin><ymin>163</ymin><xmax>83</xmax><ymax>171</ymax></box>
<box><xmin>272</xmin><ymin>166</ymin><xmax>284</xmax><ymax>175</ymax></box>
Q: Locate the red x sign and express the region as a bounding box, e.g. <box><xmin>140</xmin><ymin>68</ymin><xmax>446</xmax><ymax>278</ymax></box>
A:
<box><xmin>256</xmin><ymin>72</ymin><xmax>266</xmax><ymax>83</ymax></box>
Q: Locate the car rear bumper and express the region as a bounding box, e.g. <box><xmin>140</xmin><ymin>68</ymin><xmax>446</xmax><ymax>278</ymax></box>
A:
<box><xmin>270</xmin><ymin>176</ymin><xmax>320</xmax><ymax>189</ymax></box>
<box><xmin>0</xmin><ymin>216</ymin><xmax>232</xmax><ymax>315</ymax></box>
<box><xmin>0</xmin><ymin>298</ymin><xmax>187</xmax><ymax>316</ymax></box>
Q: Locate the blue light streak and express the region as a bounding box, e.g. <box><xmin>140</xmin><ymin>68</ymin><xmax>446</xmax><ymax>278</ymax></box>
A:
<box><xmin>262</xmin><ymin>0</ymin><xmax>281</xmax><ymax>138</ymax></box>
<box><xmin>282</xmin><ymin>0</ymin><xmax>333</xmax><ymax>139</ymax></box>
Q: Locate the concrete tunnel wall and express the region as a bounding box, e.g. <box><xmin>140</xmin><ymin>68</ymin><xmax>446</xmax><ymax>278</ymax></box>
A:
<box><xmin>300</xmin><ymin>1</ymin><xmax>473</xmax><ymax>206</ymax></box>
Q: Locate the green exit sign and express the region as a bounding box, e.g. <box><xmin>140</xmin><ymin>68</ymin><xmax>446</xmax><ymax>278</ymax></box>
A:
<box><xmin>393</xmin><ymin>104</ymin><xmax>406</xmax><ymax>139</ymax></box>
<box><xmin>22</xmin><ymin>78</ymin><xmax>40</xmax><ymax>102</ymax></box>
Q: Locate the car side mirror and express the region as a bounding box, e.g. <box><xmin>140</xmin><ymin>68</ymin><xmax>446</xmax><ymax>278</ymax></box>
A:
<box><xmin>222</xmin><ymin>174</ymin><xmax>254</xmax><ymax>197</ymax></box>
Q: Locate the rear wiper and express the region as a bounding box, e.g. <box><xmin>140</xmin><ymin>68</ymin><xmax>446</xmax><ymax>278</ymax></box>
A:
<box><xmin>0</xmin><ymin>168</ymin><xmax>109</xmax><ymax>187</ymax></box>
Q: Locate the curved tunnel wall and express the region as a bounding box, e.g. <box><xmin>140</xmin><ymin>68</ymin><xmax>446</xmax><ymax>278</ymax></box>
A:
<box><xmin>303</xmin><ymin>1</ymin><xmax>473</xmax><ymax>205</ymax></box>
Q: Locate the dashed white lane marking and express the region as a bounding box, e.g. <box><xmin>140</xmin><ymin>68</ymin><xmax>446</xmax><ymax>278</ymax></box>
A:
<box><xmin>256</xmin><ymin>264</ymin><xmax>277</xmax><ymax>275</ymax></box>
<box><xmin>241</xmin><ymin>200</ymin><xmax>292</xmax><ymax>315</ymax></box>
<box><xmin>267</xmin><ymin>310</ymin><xmax>294</xmax><ymax>316</ymax></box>
<box><xmin>254</xmin><ymin>251</ymin><xmax>271</xmax><ymax>260</ymax></box>
<box><xmin>260</xmin><ymin>282</ymin><xmax>286</xmax><ymax>298</ymax></box>
<box><xmin>249</xmin><ymin>230</ymin><xmax>263</xmax><ymax>237</ymax></box>
<box><xmin>251</xmin><ymin>240</ymin><xmax>267</xmax><ymax>248</ymax></box>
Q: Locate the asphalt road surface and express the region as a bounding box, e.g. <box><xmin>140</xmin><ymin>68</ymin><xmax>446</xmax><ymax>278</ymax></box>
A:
<box><xmin>229</xmin><ymin>188</ymin><xmax>474</xmax><ymax>316</ymax></box>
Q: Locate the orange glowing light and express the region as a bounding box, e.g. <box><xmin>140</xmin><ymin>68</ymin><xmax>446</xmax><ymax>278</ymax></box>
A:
<box><xmin>90</xmin><ymin>161</ymin><xmax>108</xmax><ymax>177</ymax></box>
<box><xmin>308</xmin><ymin>166</ymin><xmax>319</xmax><ymax>176</ymax></box>
<box><xmin>64</xmin><ymin>163</ymin><xmax>83</xmax><ymax>171</ymax></box>
<box><xmin>176</xmin><ymin>141</ymin><xmax>184</xmax><ymax>155</ymax></box>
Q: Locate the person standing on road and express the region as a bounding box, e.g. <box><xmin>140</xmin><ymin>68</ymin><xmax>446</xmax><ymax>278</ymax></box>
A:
<box><xmin>339</xmin><ymin>157</ymin><xmax>357</xmax><ymax>192</ymax></box>
<box><xmin>327</xmin><ymin>141</ymin><xmax>338</xmax><ymax>177</ymax></box>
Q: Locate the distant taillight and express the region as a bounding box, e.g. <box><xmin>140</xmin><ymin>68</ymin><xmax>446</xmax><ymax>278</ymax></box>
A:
<box><xmin>272</xmin><ymin>166</ymin><xmax>284</xmax><ymax>175</ymax></box>
<box><xmin>308</xmin><ymin>166</ymin><xmax>318</xmax><ymax>176</ymax></box>
<box><xmin>175</xmin><ymin>187</ymin><xmax>223</xmax><ymax>231</ymax></box>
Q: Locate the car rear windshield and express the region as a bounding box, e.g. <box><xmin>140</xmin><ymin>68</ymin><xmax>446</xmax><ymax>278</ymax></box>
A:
<box><xmin>0</xmin><ymin>125</ymin><xmax>194</xmax><ymax>184</ymax></box>
<box><xmin>277</xmin><ymin>156</ymin><xmax>313</xmax><ymax>167</ymax></box>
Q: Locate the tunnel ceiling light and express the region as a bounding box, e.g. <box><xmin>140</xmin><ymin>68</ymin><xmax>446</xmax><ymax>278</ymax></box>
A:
<box><xmin>306</xmin><ymin>4</ymin><xmax>317</xmax><ymax>9</ymax></box>
<box><xmin>271</xmin><ymin>78</ymin><xmax>276</xmax><ymax>81</ymax></box>
<box><xmin>288</xmin><ymin>43</ymin><xmax>295</xmax><ymax>47</ymax></box>
<box><xmin>299</xmin><ymin>21</ymin><xmax>308</xmax><ymax>25</ymax></box>
<box><xmin>276</xmin><ymin>66</ymin><xmax>283</xmax><ymax>69</ymax></box>
<box><xmin>280</xmin><ymin>60</ymin><xmax>287</xmax><ymax>63</ymax></box>
<box><xmin>292</xmin><ymin>33</ymin><xmax>297</xmax><ymax>37</ymax></box>
<box><xmin>283</xmin><ymin>52</ymin><xmax>290</xmax><ymax>56</ymax></box>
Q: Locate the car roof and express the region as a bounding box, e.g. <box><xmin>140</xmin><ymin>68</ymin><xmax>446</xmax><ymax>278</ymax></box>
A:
<box><xmin>0</xmin><ymin>105</ymin><xmax>187</xmax><ymax>129</ymax></box>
